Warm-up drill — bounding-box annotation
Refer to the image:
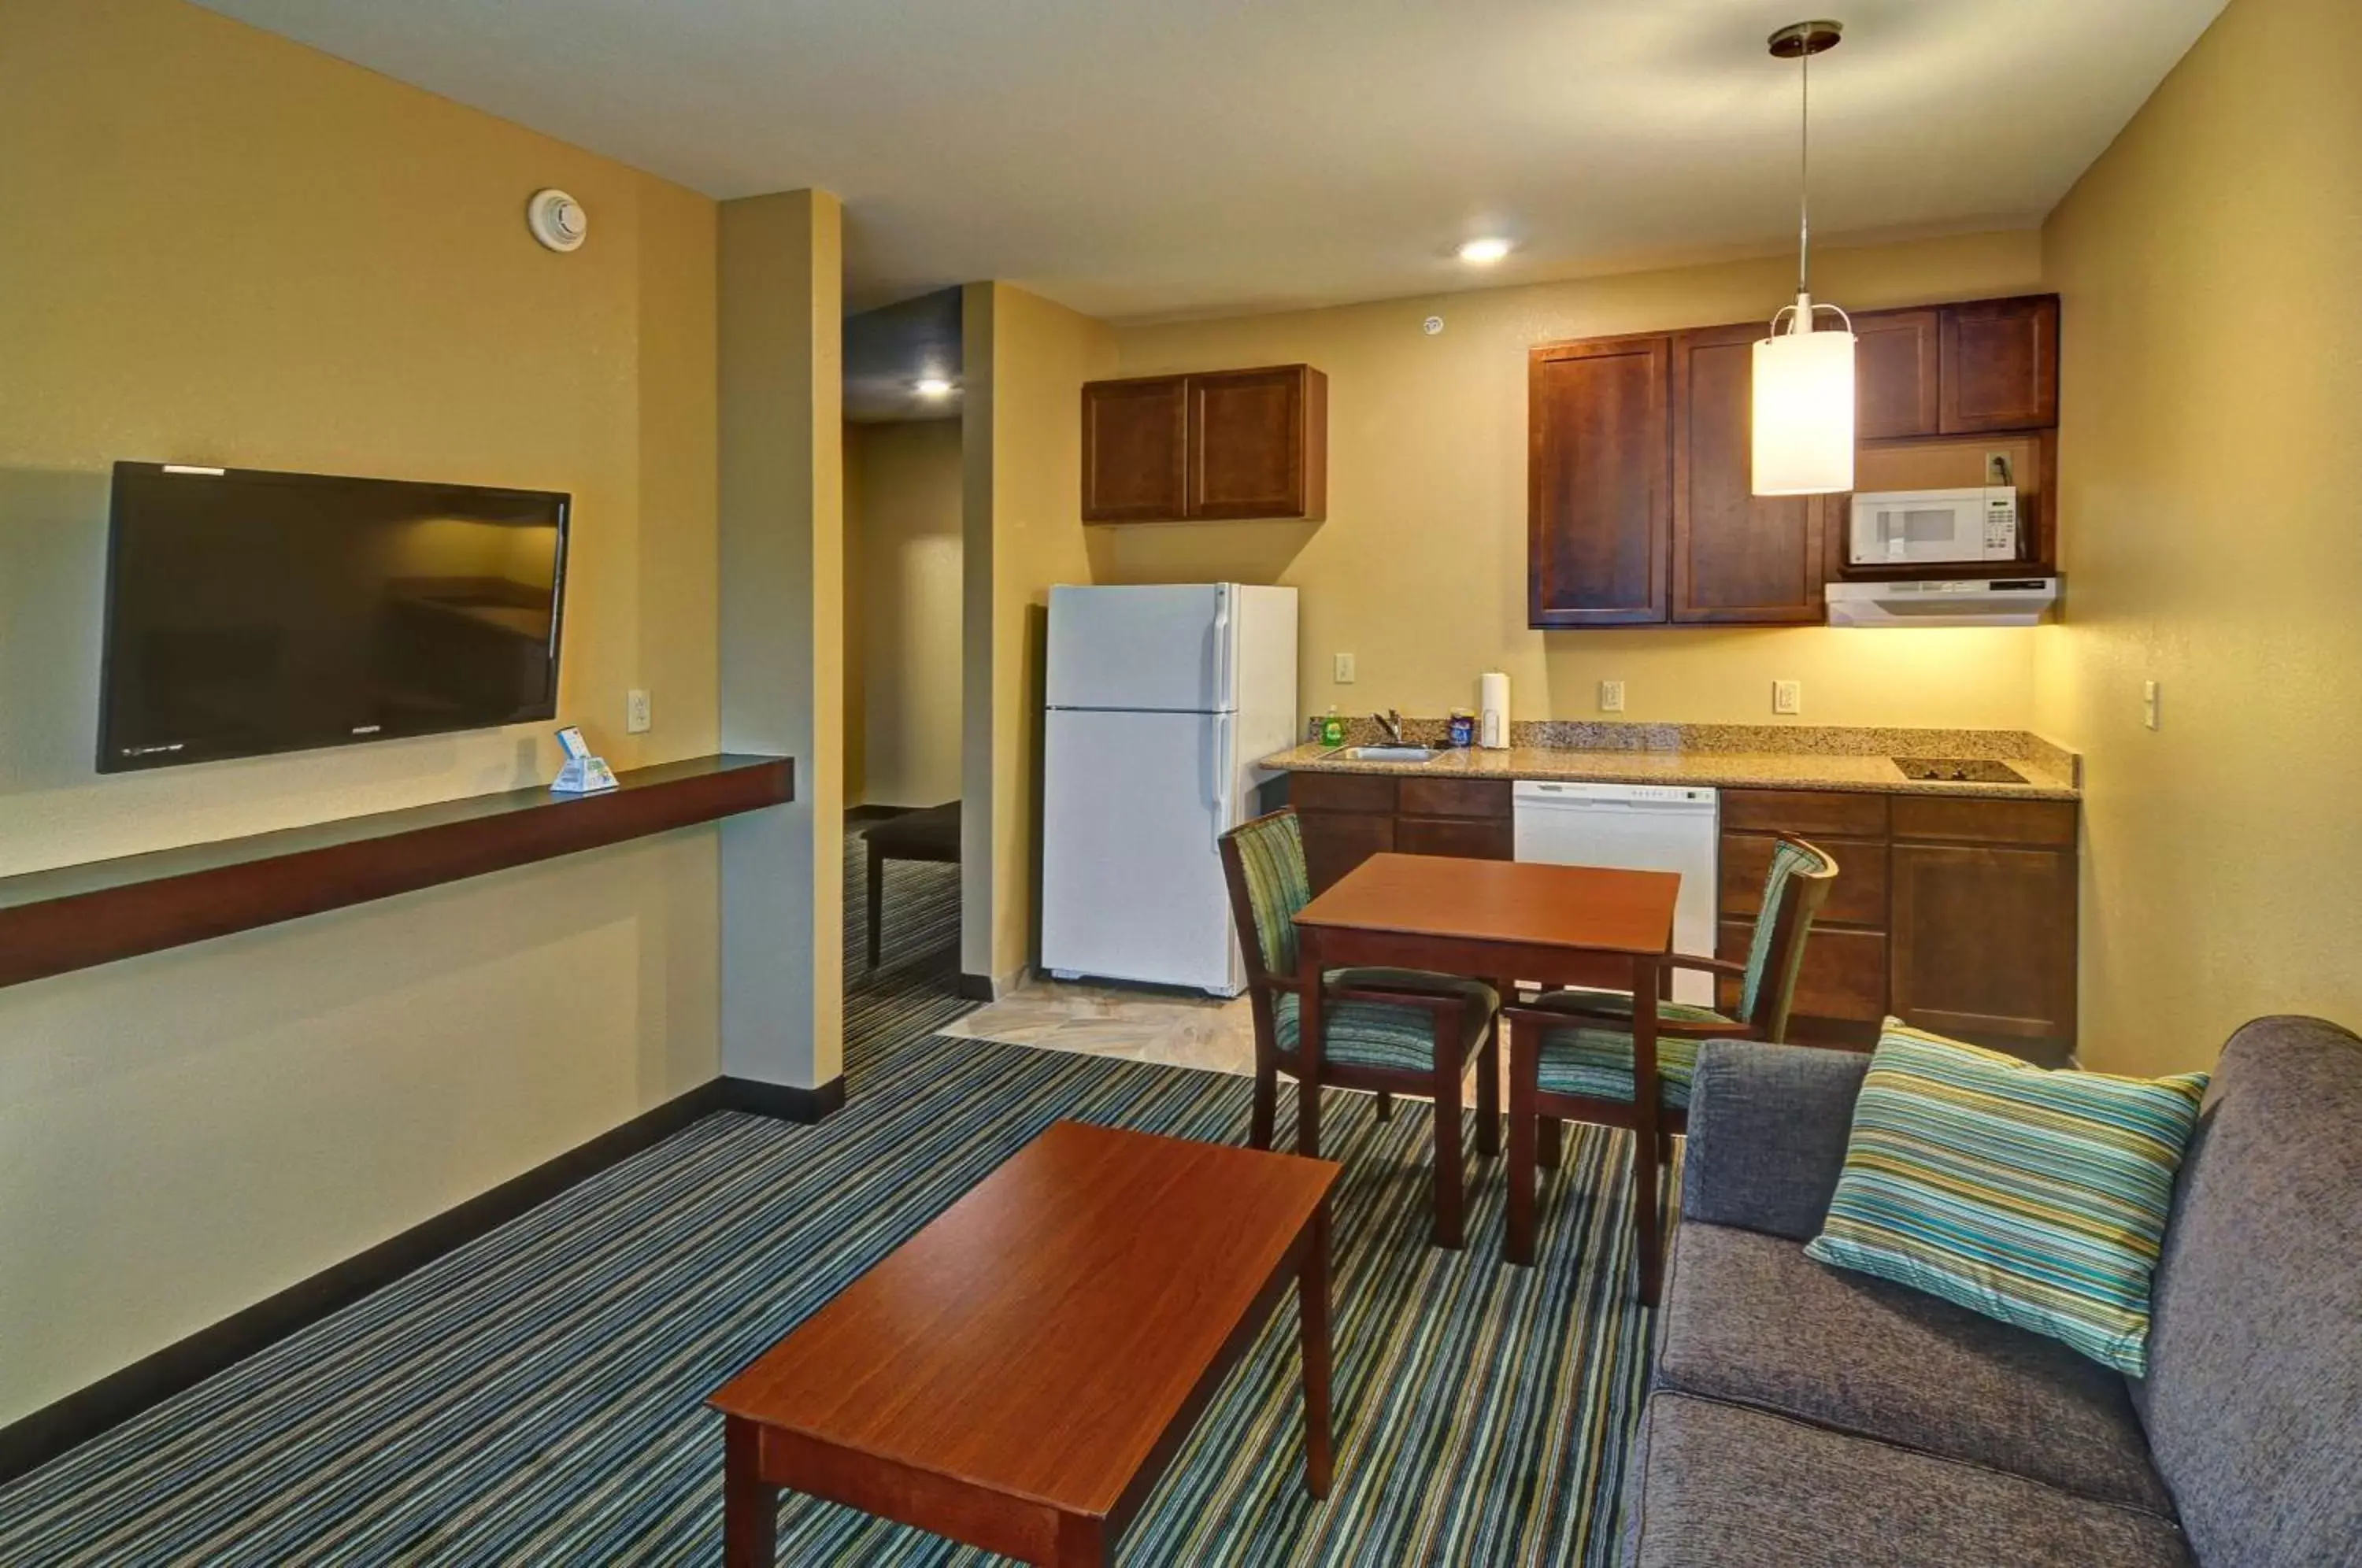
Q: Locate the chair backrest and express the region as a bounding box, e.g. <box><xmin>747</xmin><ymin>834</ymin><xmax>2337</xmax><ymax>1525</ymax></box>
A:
<box><xmin>1736</xmin><ymin>834</ymin><xmax>1838</xmax><ymax>1040</ymax></box>
<box><xmin>1217</xmin><ymin>808</ymin><xmax>1312</xmax><ymax>988</ymax></box>
<box><xmin>2134</xmin><ymin>1015</ymin><xmax>2362</xmax><ymax>1566</ymax></box>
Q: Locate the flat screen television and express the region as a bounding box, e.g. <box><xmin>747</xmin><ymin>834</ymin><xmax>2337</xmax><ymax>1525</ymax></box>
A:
<box><xmin>98</xmin><ymin>461</ymin><xmax>571</xmax><ymax>773</ymax></box>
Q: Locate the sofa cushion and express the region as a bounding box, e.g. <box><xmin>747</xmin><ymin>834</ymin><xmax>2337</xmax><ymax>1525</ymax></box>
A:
<box><xmin>1657</xmin><ymin>1220</ymin><xmax>2175</xmax><ymax>1516</ymax></box>
<box><xmin>1623</xmin><ymin>1392</ymin><xmax>2194</xmax><ymax>1568</ymax></box>
<box><xmin>2135</xmin><ymin>1015</ymin><xmax>2362</xmax><ymax>1568</ymax></box>
<box><xmin>1805</xmin><ymin>1021</ymin><xmax>2208</xmax><ymax>1376</ymax></box>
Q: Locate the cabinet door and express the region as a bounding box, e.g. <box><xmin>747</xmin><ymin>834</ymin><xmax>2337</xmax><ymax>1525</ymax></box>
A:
<box><xmin>1187</xmin><ymin>366</ymin><xmax>1324</xmax><ymax>520</ymax></box>
<box><xmin>1890</xmin><ymin>841</ymin><xmax>2077</xmax><ymax>1056</ymax></box>
<box><xmin>1529</xmin><ymin>337</ymin><xmax>1671</xmax><ymax>627</ymax></box>
<box><xmin>1297</xmin><ymin>811</ymin><xmax>1393</xmax><ymax>896</ymax></box>
<box><xmin>1719</xmin><ymin>919</ymin><xmax>1888</xmax><ymax>1025</ymax></box>
<box><xmin>1940</xmin><ymin>297</ymin><xmax>2059</xmax><ymax>434</ymax></box>
<box><xmin>1670</xmin><ymin>324</ymin><xmax>1826</xmax><ymax>624</ymax></box>
<box><xmin>1082</xmin><ymin>376</ymin><xmax>1187</xmax><ymax>522</ymax></box>
<box><xmin>1853</xmin><ymin>309</ymin><xmax>1942</xmax><ymax>439</ymax></box>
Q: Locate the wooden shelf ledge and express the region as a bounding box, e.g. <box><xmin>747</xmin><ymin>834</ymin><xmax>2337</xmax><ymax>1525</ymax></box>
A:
<box><xmin>0</xmin><ymin>753</ymin><xmax>793</xmax><ymax>990</ymax></box>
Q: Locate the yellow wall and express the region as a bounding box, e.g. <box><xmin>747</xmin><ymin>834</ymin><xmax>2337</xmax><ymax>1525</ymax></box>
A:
<box><xmin>0</xmin><ymin>0</ymin><xmax>720</xmax><ymax>1424</ymax></box>
<box><xmin>2036</xmin><ymin>0</ymin><xmax>2362</xmax><ymax>1074</ymax></box>
<box><xmin>961</xmin><ymin>284</ymin><xmax>1117</xmax><ymax>986</ymax></box>
<box><xmin>1106</xmin><ymin>231</ymin><xmax>2049</xmax><ymax>730</ymax></box>
<box><xmin>846</xmin><ymin>420</ymin><xmax>964</xmax><ymax>807</ymax></box>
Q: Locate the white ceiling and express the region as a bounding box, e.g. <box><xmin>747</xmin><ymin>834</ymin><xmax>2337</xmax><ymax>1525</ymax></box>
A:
<box><xmin>193</xmin><ymin>0</ymin><xmax>2224</xmax><ymax>322</ymax></box>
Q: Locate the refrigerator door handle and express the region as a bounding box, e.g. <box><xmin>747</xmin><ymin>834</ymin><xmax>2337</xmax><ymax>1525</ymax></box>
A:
<box><xmin>1212</xmin><ymin>586</ymin><xmax>1233</xmax><ymax>708</ymax></box>
<box><xmin>1210</xmin><ymin>712</ymin><xmax>1234</xmax><ymax>815</ymax></box>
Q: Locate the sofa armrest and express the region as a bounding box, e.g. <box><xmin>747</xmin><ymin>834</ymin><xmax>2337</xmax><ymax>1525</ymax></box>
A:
<box><xmin>1681</xmin><ymin>1040</ymin><xmax>1870</xmax><ymax>1241</ymax></box>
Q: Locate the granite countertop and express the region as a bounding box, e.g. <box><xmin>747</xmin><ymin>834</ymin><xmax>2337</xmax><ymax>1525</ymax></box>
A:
<box><xmin>1260</xmin><ymin>723</ymin><xmax>2080</xmax><ymax>801</ymax></box>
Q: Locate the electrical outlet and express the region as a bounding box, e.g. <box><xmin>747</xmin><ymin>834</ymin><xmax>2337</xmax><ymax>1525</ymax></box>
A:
<box><xmin>1599</xmin><ymin>679</ymin><xmax>1626</xmax><ymax>713</ymax></box>
<box><xmin>1772</xmin><ymin>679</ymin><xmax>1802</xmax><ymax>716</ymax></box>
<box><xmin>2142</xmin><ymin>679</ymin><xmax>2160</xmax><ymax>731</ymax></box>
<box><xmin>1986</xmin><ymin>451</ymin><xmax>2014</xmax><ymax>486</ymax></box>
<box><xmin>1333</xmin><ymin>653</ymin><xmax>1357</xmax><ymax>685</ymax></box>
<box><xmin>626</xmin><ymin>688</ymin><xmax>652</xmax><ymax>734</ymax></box>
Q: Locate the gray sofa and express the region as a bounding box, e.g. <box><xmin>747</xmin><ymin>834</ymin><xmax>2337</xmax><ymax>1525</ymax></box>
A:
<box><xmin>1622</xmin><ymin>1016</ymin><xmax>2362</xmax><ymax>1568</ymax></box>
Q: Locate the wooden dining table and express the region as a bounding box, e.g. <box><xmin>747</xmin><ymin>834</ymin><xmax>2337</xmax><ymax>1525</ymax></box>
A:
<box><xmin>1291</xmin><ymin>852</ymin><xmax>1681</xmax><ymax>1278</ymax></box>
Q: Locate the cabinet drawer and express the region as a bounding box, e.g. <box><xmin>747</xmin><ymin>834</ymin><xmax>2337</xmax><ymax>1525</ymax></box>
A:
<box><xmin>1297</xmin><ymin>811</ymin><xmax>1394</xmax><ymax>896</ymax></box>
<box><xmin>1720</xmin><ymin>919</ymin><xmax>1888</xmax><ymax>1025</ymax></box>
<box><xmin>1397</xmin><ymin>815</ymin><xmax>1514</xmax><ymax>861</ymax></box>
<box><xmin>1720</xmin><ymin>789</ymin><xmax>1888</xmax><ymax>840</ymax></box>
<box><xmin>1397</xmin><ymin>777</ymin><xmax>1511</xmax><ymax>820</ymax></box>
<box><xmin>1721</xmin><ymin>832</ymin><xmax>1886</xmax><ymax>929</ymax></box>
<box><xmin>1892</xmin><ymin>796</ymin><xmax>2076</xmax><ymax>847</ymax></box>
<box><xmin>1289</xmin><ymin>772</ymin><xmax>1396</xmax><ymax>814</ymax></box>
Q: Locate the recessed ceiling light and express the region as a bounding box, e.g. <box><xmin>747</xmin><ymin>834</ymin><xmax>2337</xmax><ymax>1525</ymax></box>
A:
<box><xmin>1457</xmin><ymin>237</ymin><xmax>1513</xmax><ymax>265</ymax></box>
<box><xmin>913</xmin><ymin>377</ymin><xmax>955</xmax><ymax>397</ymax></box>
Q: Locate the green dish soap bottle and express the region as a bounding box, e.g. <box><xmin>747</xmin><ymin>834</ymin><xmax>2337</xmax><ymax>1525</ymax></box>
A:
<box><xmin>1319</xmin><ymin>707</ymin><xmax>1346</xmax><ymax>748</ymax></box>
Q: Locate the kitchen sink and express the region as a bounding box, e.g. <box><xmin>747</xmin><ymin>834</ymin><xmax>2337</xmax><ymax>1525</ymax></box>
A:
<box><xmin>1331</xmin><ymin>745</ymin><xmax>1439</xmax><ymax>764</ymax></box>
<box><xmin>1891</xmin><ymin>756</ymin><xmax>2028</xmax><ymax>784</ymax></box>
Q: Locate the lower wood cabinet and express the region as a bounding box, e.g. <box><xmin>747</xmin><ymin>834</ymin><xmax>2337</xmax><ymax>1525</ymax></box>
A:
<box><xmin>1718</xmin><ymin>787</ymin><xmax>2078</xmax><ymax>1063</ymax></box>
<box><xmin>1290</xmin><ymin>773</ymin><xmax>1512</xmax><ymax>894</ymax></box>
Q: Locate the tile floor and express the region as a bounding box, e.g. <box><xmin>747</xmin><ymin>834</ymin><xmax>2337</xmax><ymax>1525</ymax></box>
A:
<box><xmin>940</xmin><ymin>976</ymin><xmax>1260</xmax><ymax>1075</ymax></box>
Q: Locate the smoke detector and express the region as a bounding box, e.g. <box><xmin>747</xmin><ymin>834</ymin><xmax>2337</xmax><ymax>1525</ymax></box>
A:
<box><xmin>527</xmin><ymin>189</ymin><xmax>587</xmax><ymax>253</ymax></box>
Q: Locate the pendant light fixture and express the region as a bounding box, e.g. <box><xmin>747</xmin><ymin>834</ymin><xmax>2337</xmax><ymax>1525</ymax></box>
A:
<box><xmin>1753</xmin><ymin>19</ymin><xmax>1856</xmax><ymax>497</ymax></box>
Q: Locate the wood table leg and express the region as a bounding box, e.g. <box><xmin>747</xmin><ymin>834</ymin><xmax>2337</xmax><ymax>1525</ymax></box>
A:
<box><xmin>1432</xmin><ymin>1031</ymin><xmax>1464</xmax><ymax>1250</ymax></box>
<box><xmin>724</xmin><ymin>1416</ymin><xmax>777</xmax><ymax>1568</ymax></box>
<box><xmin>867</xmin><ymin>845</ymin><xmax>885</xmax><ymax>969</ymax></box>
<box><xmin>1300</xmin><ymin>1200</ymin><xmax>1334</xmax><ymax>1499</ymax></box>
<box><xmin>1055</xmin><ymin>1514</ymin><xmax>1109</xmax><ymax>1566</ymax></box>
<box><xmin>1507</xmin><ymin>1024</ymin><xmax>1538</xmax><ymax>1267</ymax></box>
<box><xmin>1631</xmin><ymin>954</ymin><xmax>1664</xmax><ymax>1307</ymax></box>
<box><xmin>1538</xmin><ymin>1115</ymin><xmax>1564</xmax><ymax>1170</ymax></box>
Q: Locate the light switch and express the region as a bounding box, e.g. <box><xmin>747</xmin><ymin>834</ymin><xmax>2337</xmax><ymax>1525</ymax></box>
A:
<box><xmin>1333</xmin><ymin>653</ymin><xmax>1357</xmax><ymax>685</ymax></box>
<box><xmin>1599</xmin><ymin>679</ymin><xmax>1626</xmax><ymax>713</ymax></box>
<box><xmin>1773</xmin><ymin>679</ymin><xmax>1802</xmax><ymax>716</ymax></box>
<box><xmin>2142</xmin><ymin>679</ymin><xmax>2160</xmax><ymax>731</ymax></box>
<box><xmin>626</xmin><ymin>688</ymin><xmax>652</xmax><ymax>734</ymax></box>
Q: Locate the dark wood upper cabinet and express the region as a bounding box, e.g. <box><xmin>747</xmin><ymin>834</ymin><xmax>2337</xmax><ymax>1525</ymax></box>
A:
<box><xmin>1853</xmin><ymin>308</ymin><xmax>1942</xmax><ymax>439</ymax></box>
<box><xmin>1083</xmin><ymin>364</ymin><xmax>1326</xmax><ymax>523</ymax></box>
<box><xmin>1188</xmin><ymin>365</ymin><xmax>1327</xmax><ymax>520</ymax></box>
<box><xmin>1670</xmin><ymin>324</ymin><xmax>1825</xmax><ymax>625</ymax></box>
<box><xmin>1528</xmin><ymin>336</ymin><xmax>1671</xmax><ymax>627</ymax></box>
<box><xmin>1081</xmin><ymin>375</ymin><xmax>1187</xmax><ymax>522</ymax></box>
<box><xmin>1940</xmin><ymin>295</ymin><xmax>2059</xmax><ymax>434</ymax></box>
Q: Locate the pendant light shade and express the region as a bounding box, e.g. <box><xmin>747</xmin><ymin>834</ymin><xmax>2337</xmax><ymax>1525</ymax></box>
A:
<box><xmin>1754</xmin><ymin>297</ymin><xmax>1855</xmax><ymax>495</ymax></box>
<box><xmin>1752</xmin><ymin>20</ymin><xmax>1855</xmax><ymax>497</ymax></box>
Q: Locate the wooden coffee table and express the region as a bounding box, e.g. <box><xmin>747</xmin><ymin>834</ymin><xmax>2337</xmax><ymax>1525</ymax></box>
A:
<box><xmin>709</xmin><ymin>1121</ymin><xmax>1340</xmax><ymax>1566</ymax></box>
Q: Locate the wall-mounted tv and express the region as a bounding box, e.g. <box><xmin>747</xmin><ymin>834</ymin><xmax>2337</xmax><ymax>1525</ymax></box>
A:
<box><xmin>98</xmin><ymin>462</ymin><xmax>571</xmax><ymax>773</ymax></box>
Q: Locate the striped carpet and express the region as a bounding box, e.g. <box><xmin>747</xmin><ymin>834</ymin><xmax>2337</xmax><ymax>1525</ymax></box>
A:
<box><xmin>0</xmin><ymin>834</ymin><xmax>1657</xmax><ymax>1565</ymax></box>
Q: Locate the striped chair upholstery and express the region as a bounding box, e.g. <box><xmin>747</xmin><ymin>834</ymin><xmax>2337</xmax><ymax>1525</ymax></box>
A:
<box><xmin>1227</xmin><ymin>814</ymin><xmax>1492</xmax><ymax>1074</ymax></box>
<box><xmin>1535</xmin><ymin>1023</ymin><xmax>1703</xmax><ymax>1108</ymax></box>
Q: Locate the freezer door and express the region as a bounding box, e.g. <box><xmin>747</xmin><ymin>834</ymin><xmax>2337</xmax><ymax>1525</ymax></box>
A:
<box><xmin>1046</xmin><ymin>583</ymin><xmax>1235</xmax><ymax>713</ymax></box>
<box><xmin>1040</xmin><ymin>708</ymin><xmax>1242</xmax><ymax>993</ymax></box>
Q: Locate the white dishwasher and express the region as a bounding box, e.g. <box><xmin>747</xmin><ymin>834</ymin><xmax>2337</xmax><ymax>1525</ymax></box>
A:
<box><xmin>1512</xmin><ymin>781</ymin><xmax>1720</xmax><ymax>1006</ymax></box>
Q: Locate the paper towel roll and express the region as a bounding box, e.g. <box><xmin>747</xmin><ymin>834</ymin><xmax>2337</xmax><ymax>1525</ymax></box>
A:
<box><xmin>1479</xmin><ymin>671</ymin><xmax>1510</xmax><ymax>749</ymax></box>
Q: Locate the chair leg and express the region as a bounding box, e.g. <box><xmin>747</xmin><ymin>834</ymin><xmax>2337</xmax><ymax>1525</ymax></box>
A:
<box><xmin>1631</xmin><ymin>1125</ymin><xmax>1663</xmax><ymax>1308</ymax></box>
<box><xmin>1373</xmin><ymin>1091</ymin><xmax>1393</xmax><ymax>1122</ymax></box>
<box><xmin>1432</xmin><ymin>1057</ymin><xmax>1464</xmax><ymax>1251</ymax></box>
<box><xmin>1249</xmin><ymin>1059</ymin><xmax>1277</xmax><ymax>1152</ymax></box>
<box><xmin>1297</xmin><ymin>1076</ymin><xmax>1323</xmax><ymax>1159</ymax></box>
<box><xmin>1538</xmin><ymin>1116</ymin><xmax>1564</xmax><ymax>1170</ymax></box>
<box><xmin>1475</xmin><ymin>1030</ymin><xmax>1500</xmax><ymax>1159</ymax></box>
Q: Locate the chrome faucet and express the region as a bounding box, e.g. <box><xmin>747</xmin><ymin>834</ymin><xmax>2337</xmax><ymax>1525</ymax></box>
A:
<box><xmin>1373</xmin><ymin>710</ymin><xmax>1405</xmax><ymax>745</ymax></box>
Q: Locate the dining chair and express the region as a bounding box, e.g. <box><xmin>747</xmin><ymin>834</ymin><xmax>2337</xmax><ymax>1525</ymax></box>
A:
<box><xmin>1218</xmin><ymin>808</ymin><xmax>1503</xmax><ymax>1248</ymax></box>
<box><xmin>1501</xmin><ymin>833</ymin><xmax>1838</xmax><ymax>1299</ymax></box>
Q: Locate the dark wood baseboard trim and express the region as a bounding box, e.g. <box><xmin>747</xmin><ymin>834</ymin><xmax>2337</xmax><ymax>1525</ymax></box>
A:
<box><xmin>718</xmin><ymin>1074</ymin><xmax>846</xmax><ymax>1124</ymax></box>
<box><xmin>958</xmin><ymin>972</ymin><xmax>996</xmax><ymax>1002</ymax></box>
<box><xmin>844</xmin><ymin>804</ymin><xmax>918</xmax><ymax>826</ymax></box>
<box><xmin>0</xmin><ymin>1067</ymin><xmax>842</xmax><ymax>1486</ymax></box>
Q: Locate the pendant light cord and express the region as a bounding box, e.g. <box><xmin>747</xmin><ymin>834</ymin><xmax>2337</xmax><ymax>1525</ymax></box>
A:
<box><xmin>1797</xmin><ymin>43</ymin><xmax>1811</xmax><ymax>298</ymax></box>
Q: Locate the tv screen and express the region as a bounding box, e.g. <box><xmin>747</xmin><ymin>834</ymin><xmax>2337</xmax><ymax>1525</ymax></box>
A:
<box><xmin>98</xmin><ymin>462</ymin><xmax>571</xmax><ymax>773</ymax></box>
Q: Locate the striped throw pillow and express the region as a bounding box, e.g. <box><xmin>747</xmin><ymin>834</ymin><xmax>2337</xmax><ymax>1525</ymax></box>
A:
<box><xmin>1805</xmin><ymin>1021</ymin><xmax>2208</xmax><ymax>1377</ymax></box>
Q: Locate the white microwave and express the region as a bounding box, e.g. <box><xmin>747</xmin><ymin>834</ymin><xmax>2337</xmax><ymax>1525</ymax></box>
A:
<box><xmin>1849</xmin><ymin>487</ymin><xmax>2020</xmax><ymax>565</ymax></box>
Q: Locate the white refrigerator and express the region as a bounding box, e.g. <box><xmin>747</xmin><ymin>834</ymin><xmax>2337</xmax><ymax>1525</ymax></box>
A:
<box><xmin>1041</xmin><ymin>583</ymin><xmax>1299</xmax><ymax>997</ymax></box>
